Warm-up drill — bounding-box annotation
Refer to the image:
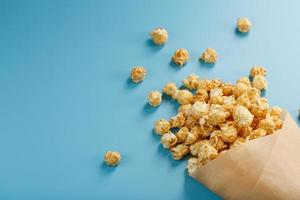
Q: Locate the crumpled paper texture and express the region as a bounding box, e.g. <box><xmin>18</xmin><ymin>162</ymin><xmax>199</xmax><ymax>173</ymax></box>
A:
<box><xmin>190</xmin><ymin>111</ymin><xmax>300</xmax><ymax>200</ymax></box>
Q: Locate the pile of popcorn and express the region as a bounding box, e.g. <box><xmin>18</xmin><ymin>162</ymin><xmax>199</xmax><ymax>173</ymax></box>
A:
<box><xmin>152</xmin><ymin>66</ymin><xmax>283</xmax><ymax>173</ymax></box>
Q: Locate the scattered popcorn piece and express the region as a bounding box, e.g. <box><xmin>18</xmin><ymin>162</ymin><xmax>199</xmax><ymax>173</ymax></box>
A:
<box><xmin>174</xmin><ymin>89</ymin><xmax>194</xmax><ymax>105</ymax></box>
<box><xmin>163</xmin><ymin>82</ymin><xmax>177</xmax><ymax>98</ymax></box>
<box><xmin>182</xmin><ymin>74</ymin><xmax>200</xmax><ymax>89</ymax></box>
<box><xmin>252</xmin><ymin>75</ymin><xmax>268</xmax><ymax>90</ymax></box>
<box><xmin>186</xmin><ymin>157</ymin><xmax>200</xmax><ymax>174</ymax></box>
<box><xmin>170</xmin><ymin>112</ymin><xmax>186</xmax><ymax>128</ymax></box>
<box><xmin>130</xmin><ymin>66</ymin><xmax>147</xmax><ymax>83</ymax></box>
<box><xmin>171</xmin><ymin>144</ymin><xmax>189</xmax><ymax>160</ymax></box>
<box><xmin>237</xmin><ymin>18</ymin><xmax>252</xmax><ymax>33</ymax></box>
<box><xmin>161</xmin><ymin>132</ymin><xmax>177</xmax><ymax>149</ymax></box>
<box><xmin>154</xmin><ymin>119</ymin><xmax>171</xmax><ymax>135</ymax></box>
<box><xmin>150</xmin><ymin>27</ymin><xmax>168</xmax><ymax>45</ymax></box>
<box><xmin>200</xmin><ymin>48</ymin><xmax>218</xmax><ymax>63</ymax></box>
<box><xmin>172</xmin><ymin>48</ymin><xmax>189</xmax><ymax>66</ymax></box>
<box><xmin>176</xmin><ymin>127</ymin><xmax>190</xmax><ymax>143</ymax></box>
<box><xmin>208</xmin><ymin>104</ymin><xmax>228</xmax><ymax>125</ymax></box>
<box><xmin>147</xmin><ymin>91</ymin><xmax>162</xmax><ymax>107</ymax></box>
<box><xmin>233</xmin><ymin>105</ymin><xmax>253</xmax><ymax>126</ymax></box>
<box><xmin>250</xmin><ymin>66</ymin><xmax>267</xmax><ymax>77</ymax></box>
<box><xmin>104</xmin><ymin>151</ymin><xmax>121</xmax><ymax>167</ymax></box>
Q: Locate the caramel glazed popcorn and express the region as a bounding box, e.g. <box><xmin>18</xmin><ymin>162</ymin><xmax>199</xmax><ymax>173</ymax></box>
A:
<box><xmin>153</xmin><ymin>66</ymin><xmax>283</xmax><ymax>173</ymax></box>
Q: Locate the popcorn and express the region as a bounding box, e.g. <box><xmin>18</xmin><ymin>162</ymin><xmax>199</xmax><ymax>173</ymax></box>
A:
<box><xmin>219</xmin><ymin>122</ymin><xmax>238</xmax><ymax>143</ymax></box>
<box><xmin>171</xmin><ymin>144</ymin><xmax>189</xmax><ymax>160</ymax></box>
<box><xmin>174</xmin><ymin>89</ymin><xmax>194</xmax><ymax>105</ymax></box>
<box><xmin>200</xmin><ymin>48</ymin><xmax>218</xmax><ymax>63</ymax></box>
<box><xmin>187</xmin><ymin>157</ymin><xmax>200</xmax><ymax>174</ymax></box>
<box><xmin>191</xmin><ymin>101</ymin><xmax>209</xmax><ymax>118</ymax></box>
<box><xmin>233</xmin><ymin>105</ymin><xmax>253</xmax><ymax>126</ymax></box>
<box><xmin>176</xmin><ymin>127</ymin><xmax>190</xmax><ymax>143</ymax></box>
<box><xmin>163</xmin><ymin>82</ymin><xmax>177</xmax><ymax>98</ymax></box>
<box><xmin>207</xmin><ymin>104</ymin><xmax>228</xmax><ymax>125</ymax></box>
<box><xmin>182</xmin><ymin>74</ymin><xmax>200</xmax><ymax>89</ymax></box>
<box><xmin>104</xmin><ymin>151</ymin><xmax>121</xmax><ymax>166</ymax></box>
<box><xmin>150</xmin><ymin>27</ymin><xmax>168</xmax><ymax>45</ymax></box>
<box><xmin>130</xmin><ymin>66</ymin><xmax>147</xmax><ymax>83</ymax></box>
<box><xmin>170</xmin><ymin>112</ymin><xmax>186</xmax><ymax>128</ymax></box>
<box><xmin>252</xmin><ymin>75</ymin><xmax>268</xmax><ymax>90</ymax></box>
<box><xmin>154</xmin><ymin>119</ymin><xmax>171</xmax><ymax>135</ymax></box>
<box><xmin>161</xmin><ymin>132</ymin><xmax>177</xmax><ymax>149</ymax></box>
<box><xmin>237</xmin><ymin>18</ymin><xmax>252</xmax><ymax>33</ymax></box>
<box><xmin>172</xmin><ymin>48</ymin><xmax>189</xmax><ymax>66</ymax></box>
<box><xmin>151</xmin><ymin>72</ymin><xmax>283</xmax><ymax>167</ymax></box>
<box><xmin>147</xmin><ymin>91</ymin><xmax>162</xmax><ymax>107</ymax></box>
<box><xmin>250</xmin><ymin>66</ymin><xmax>267</xmax><ymax>77</ymax></box>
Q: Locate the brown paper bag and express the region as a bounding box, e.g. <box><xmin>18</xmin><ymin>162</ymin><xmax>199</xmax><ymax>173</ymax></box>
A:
<box><xmin>189</xmin><ymin>111</ymin><xmax>300</xmax><ymax>200</ymax></box>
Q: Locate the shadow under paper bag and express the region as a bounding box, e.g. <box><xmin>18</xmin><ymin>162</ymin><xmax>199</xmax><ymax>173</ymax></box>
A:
<box><xmin>189</xmin><ymin>110</ymin><xmax>300</xmax><ymax>200</ymax></box>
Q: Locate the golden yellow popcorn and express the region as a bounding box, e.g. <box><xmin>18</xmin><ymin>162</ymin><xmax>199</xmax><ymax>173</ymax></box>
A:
<box><xmin>207</xmin><ymin>104</ymin><xmax>228</xmax><ymax>125</ymax></box>
<box><xmin>174</xmin><ymin>89</ymin><xmax>194</xmax><ymax>105</ymax></box>
<box><xmin>176</xmin><ymin>127</ymin><xmax>190</xmax><ymax>143</ymax></box>
<box><xmin>161</xmin><ymin>132</ymin><xmax>177</xmax><ymax>149</ymax></box>
<box><xmin>171</xmin><ymin>144</ymin><xmax>189</xmax><ymax>160</ymax></box>
<box><xmin>259</xmin><ymin>118</ymin><xmax>276</xmax><ymax>135</ymax></box>
<box><xmin>147</xmin><ymin>91</ymin><xmax>162</xmax><ymax>107</ymax></box>
<box><xmin>237</xmin><ymin>77</ymin><xmax>251</xmax><ymax>86</ymax></box>
<box><xmin>209</xmin><ymin>130</ymin><xmax>228</xmax><ymax>151</ymax></box>
<box><xmin>150</xmin><ymin>27</ymin><xmax>168</xmax><ymax>45</ymax></box>
<box><xmin>185</xmin><ymin>132</ymin><xmax>199</xmax><ymax>145</ymax></box>
<box><xmin>186</xmin><ymin>157</ymin><xmax>200</xmax><ymax>174</ymax></box>
<box><xmin>179</xmin><ymin>104</ymin><xmax>192</xmax><ymax>117</ymax></box>
<box><xmin>200</xmin><ymin>48</ymin><xmax>218</xmax><ymax>63</ymax></box>
<box><xmin>191</xmin><ymin>125</ymin><xmax>213</xmax><ymax>139</ymax></box>
<box><xmin>233</xmin><ymin>82</ymin><xmax>249</xmax><ymax>98</ymax></box>
<box><xmin>172</xmin><ymin>48</ymin><xmax>189</xmax><ymax>66</ymax></box>
<box><xmin>154</xmin><ymin>119</ymin><xmax>171</xmax><ymax>135</ymax></box>
<box><xmin>250</xmin><ymin>128</ymin><xmax>267</xmax><ymax>140</ymax></box>
<box><xmin>219</xmin><ymin>122</ymin><xmax>238</xmax><ymax>143</ymax></box>
<box><xmin>223</xmin><ymin>95</ymin><xmax>236</xmax><ymax>112</ymax></box>
<box><xmin>233</xmin><ymin>105</ymin><xmax>254</xmax><ymax>126</ymax></box>
<box><xmin>221</xmin><ymin>82</ymin><xmax>235</xmax><ymax>96</ymax></box>
<box><xmin>189</xmin><ymin>140</ymin><xmax>210</xmax><ymax>156</ymax></box>
<box><xmin>191</xmin><ymin>101</ymin><xmax>209</xmax><ymax>119</ymax></box>
<box><xmin>130</xmin><ymin>66</ymin><xmax>147</xmax><ymax>83</ymax></box>
<box><xmin>250</xmin><ymin>97</ymin><xmax>269</xmax><ymax>118</ymax></box>
<box><xmin>163</xmin><ymin>82</ymin><xmax>177</xmax><ymax>98</ymax></box>
<box><xmin>182</xmin><ymin>74</ymin><xmax>200</xmax><ymax>89</ymax></box>
<box><xmin>271</xmin><ymin>106</ymin><xmax>282</xmax><ymax>117</ymax></box>
<box><xmin>170</xmin><ymin>112</ymin><xmax>186</xmax><ymax>128</ymax></box>
<box><xmin>209</xmin><ymin>88</ymin><xmax>223</xmax><ymax>104</ymax></box>
<box><xmin>184</xmin><ymin>116</ymin><xmax>198</xmax><ymax>129</ymax></box>
<box><xmin>104</xmin><ymin>151</ymin><xmax>121</xmax><ymax>167</ymax></box>
<box><xmin>252</xmin><ymin>75</ymin><xmax>268</xmax><ymax>90</ymax></box>
<box><xmin>237</xmin><ymin>18</ymin><xmax>252</xmax><ymax>33</ymax></box>
<box><xmin>194</xmin><ymin>88</ymin><xmax>209</xmax><ymax>102</ymax></box>
<box><xmin>231</xmin><ymin>136</ymin><xmax>249</xmax><ymax>148</ymax></box>
<box><xmin>237</xmin><ymin>126</ymin><xmax>252</xmax><ymax>138</ymax></box>
<box><xmin>250</xmin><ymin>66</ymin><xmax>267</xmax><ymax>77</ymax></box>
<box><xmin>198</xmin><ymin>142</ymin><xmax>218</xmax><ymax>165</ymax></box>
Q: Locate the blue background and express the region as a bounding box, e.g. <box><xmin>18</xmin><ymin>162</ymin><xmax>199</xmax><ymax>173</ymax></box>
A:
<box><xmin>1</xmin><ymin>0</ymin><xmax>300</xmax><ymax>199</ymax></box>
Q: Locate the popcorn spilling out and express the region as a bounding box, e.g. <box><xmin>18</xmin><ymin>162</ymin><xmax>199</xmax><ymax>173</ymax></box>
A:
<box><xmin>152</xmin><ymin>67</ymin><xmax>283</xmax><ymax>173</ymax></box>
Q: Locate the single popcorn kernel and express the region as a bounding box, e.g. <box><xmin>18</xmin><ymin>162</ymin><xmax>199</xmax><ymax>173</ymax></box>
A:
<box><xmin>163</xmin><ymin>82</ymin><xmax>177</xmax><ymax>98</ymax></box>
<box><xmin>221</xmin><ymin>82</ymin><xmax>235</xmax><ymax>96</ymax></box>
<box><xmin>187</xmin><ymin>157</ymin><xmax>200</xmax><ymax>174</ymax></box>
<box><xmin>234</xmin><ymin>82</ymin><xmax>249</xmax><ymax>98</ymax></box>
<box><xmin>178</xmin><ymin>104</ymin><xmax>192</xmax><ymax>117</ymax></box>
<box><xmin>130</xmin><ymin>66</ymin><xmax>147</xmax><ymax>83</ymax></box>
<box><xmin>198</xmin><ymin>142</ymin><xmax>218</xmax><ymax>165</ymax></box>
<box><xmin>250</xmin><ymin>66</ymin><xmax>267</xmax><ymax>77</ymax></box>
<box><xmin>250</xmin><ymin>98</ymin><xmax>269</xmax><ymax>118</ymax></box>
<box><xmin>185</xmin><ymin>132</ymin><xmax>199</xmax><ymax>145</ymax></box>
<box><xmin>209</xmin><ymin>130</ymin><xmax>228</xmax><ymax>151</ymax></box>
<box><xmin>182</xmin><ymin>74</ymin><xmax>200</xmax><ymax>89</ymax></box>
<box><xmin>233</xmin><ymin>105</ymin><xmax>254</xmax><ymax>126</ymax></box>
<box><xmin>207</xmin><ymin>104</ymin><xmax>228</xmax><ymax>125</ymax></box>
<box><xmin>172</xmin><ymin>48</ymin><xmax>189</xmax><ymax>66</ymax></box>
<box><xmin>161</xmin><ymin>132</ymin><xmax>177</xmax><ymax>149</ymax></box>
<box><xmin>252</xmin><ymin>75</ymin><xmax>268</xmax><ymax>90</ymax></box>
<box><xmin>185</xmin><ymin>116</ymin><xmax>198</xmax><ymax>129</ymax></box>
<box><xmin>189</xmin><ymin>140</ymin><xmax>210</xmax><ymax>156</ymax></box>
<box><xmin>147</xmin><ymin>91</ymin><xmax>162</xmax><ymax>107</ymax></box>
<box><xmin>171</xmin><ymin>144</ymin><xmax>189</xmax><ymax>160</ymax></box>
<box><xmin>271</xmin><ymin>106</ymin><xmax>282</xmax><ymax>117</ymax></box>
<box><xmin>237</xmin><ymin>18</ymin><xmax>252</xmax><ymax>33</ymax></box>
<box><xmin>170</xmin><ymin>112</ymin><xmax>186</xmax><ymax>128</ymax></box>
<box><xmin>219</xmin><ymin>122</ymin><xmax>238</xmax><ymax>143</ymax></box>
<box><xmin>194</xmin><ymin>89</ymin><xmax>209</xmax><ymax>102</ymax></box>
<box><xmin>259</xmin><ymin>118</ymin><xmax>276</xmax><ymax>135</ymax></box>
<box><xmin>174</xmin><ymin>89</ymin><xmax>194</xmax><ymax>105</ymax></box>
<box><xmin>176</xmin><ymin>127</ymin><xmax>190</xmax><ymax>143</ymax></box>
<box><xmin>200</xmin><ymin>48</ymin><xmax>218</xmax><ymax>63</ymax></box>
<box><xmin>209</xmin><ymin>88</ymin><xmax>223</xmax><ymax>104</ymax></box>
<box><xmin>154</xmin><ymin>119</ymin><xmax>171</xmax><ymax>135</ymax></box>
<box><xmin>104</xmin><ymin>151</ymin><xmax>121</xmax><ymax>167</ymax></box>
<box><xmin>250</xmin><ymin>128</ymin><xmax>267</xmax><ymax>140</ymax></box>
<box><xmin>150</xmin><ymin>27</ymin><xmax>168</xmax><ymax>45</ymax></box>
<box><xmin>191</xmin><ymin>101</ymin><xmax>209</xmax><ymax>119</ymax></box>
